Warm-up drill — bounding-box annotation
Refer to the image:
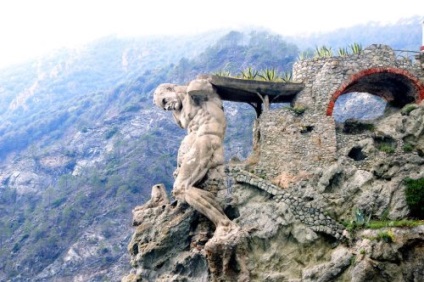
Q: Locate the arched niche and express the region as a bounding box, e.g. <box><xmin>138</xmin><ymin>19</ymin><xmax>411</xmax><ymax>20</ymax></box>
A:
<box><xmin>327</xmin><ymin>67</ymin><xmax>424</xmax><ymax>117</ymax></box>
<box><xmin>333</xmin><ymin>92</ymin><xmax>387</xmax><ymax>123</ymax></box>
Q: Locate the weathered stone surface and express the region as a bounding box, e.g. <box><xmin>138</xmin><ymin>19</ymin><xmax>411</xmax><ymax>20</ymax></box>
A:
<box><xmin>124</xmin><ymin>46</ymin><xmax>424</xmax><ymax>281</ymax></box>
<box><xmin>302</xmin><ymin>247</ymin><xmax>353</xmax><ymax>282</ymax></box>
<box><xmin>127</xmin><ymin>201</ymin><xmax>210</xmax><ymax>281</ymax></box>
<box><xmin>351</xmin><ymin>226</ymin><xmax>424</xmax><ymax>282</ymax></box>
<box><xmin>6</xmin><ymin>171</ymin><xmax>40</xmax><ymax>194</ymax></box>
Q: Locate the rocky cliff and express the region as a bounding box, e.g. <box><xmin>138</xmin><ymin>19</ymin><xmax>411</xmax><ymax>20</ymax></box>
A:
<box><xmin>122</xmin><ymin>49</ymin><xmax>424</xmax><ymax>282</ymax></box>
<box><xmin>1</xmin><ymin>26</ymin><xmax>423</xmax><ymax>281</ymax></box>
<box><xmin>123</xmin><ymin>98</ymin><xmax>424</xmax><ymax>282</ymax></box>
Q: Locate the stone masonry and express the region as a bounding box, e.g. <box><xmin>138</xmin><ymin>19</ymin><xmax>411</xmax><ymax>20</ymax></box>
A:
<box><xmin>227</xmin><ymin>166</ymin><xmax>345</xmax><ymax>239</ymax></box>
<box><xmin>257</xmin><ymin>44</ymin><xmax>424</xmax><ymax>180</ymax></box>
<box><xmin>123</xmin><ymin>45</ymin><xmax>424</xmax><ymax>282</ymax></box>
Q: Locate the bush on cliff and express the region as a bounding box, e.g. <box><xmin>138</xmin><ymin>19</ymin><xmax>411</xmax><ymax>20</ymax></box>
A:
<box><xmin>404</xmin><ymin>177</ymin><xmax>424</xmax><ymax>219</ymax></box>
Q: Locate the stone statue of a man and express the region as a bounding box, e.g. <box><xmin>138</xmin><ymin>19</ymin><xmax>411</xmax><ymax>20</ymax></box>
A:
<box><xmin>153</xmin><ymin>78</ymin><xmax>237</xmax><ymax>237</ymax></box>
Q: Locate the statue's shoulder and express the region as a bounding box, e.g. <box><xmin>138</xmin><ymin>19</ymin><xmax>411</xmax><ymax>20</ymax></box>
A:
<box><xmin>187</xmin><ymin>78</ymin><xmax>222</xmax><ymax>107</ymax></box>
<box><xmin>187</xmin><ymin>79</ymin><xmax>215</xmax><ymax>97</ymax></box>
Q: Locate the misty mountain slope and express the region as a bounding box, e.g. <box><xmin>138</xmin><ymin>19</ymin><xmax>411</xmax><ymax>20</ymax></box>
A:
<box><xmin>0</xmin><ymin>88</ymin><xmax>181</xmax><ymax>280</ymax></box>
<box><xmin>0</xmin><ymin>18</ymin><xmax>421</xmax><ymax>280</ymax></box>
<box><xmin>0</xmin><ymin>31</ymin><xmax>227</xmax><ymax>160</ymax></box>
<box><xmin>288</xmin><ymin>15</ymin><xmax>422</xmax><ymax>54</ymax></box>
<box><xmin>166</xmin><ymin>30</ymin><xmax>299</xmax><ymax>83</ymax></box>
<box><xmin>0</xmin><ymin>29</ymin><xmax>291</xmax><ymax>281</ymax></box>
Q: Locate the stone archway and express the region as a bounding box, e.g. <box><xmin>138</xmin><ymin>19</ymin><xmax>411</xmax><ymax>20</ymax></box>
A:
<box><xmin>326</xmin><ymin>67</ymin><xmax>424</xmax><ymax>116</ymax></box>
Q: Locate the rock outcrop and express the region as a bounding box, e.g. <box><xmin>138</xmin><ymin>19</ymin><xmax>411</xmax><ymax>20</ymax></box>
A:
<box><xmin>123</xmin><ymin>46</ymin><xmax>424</xmax><ymax>281</ymax></box>
<box><xmin>123</xmin><ymin>101</ymin><xmax>424</xmax><ymax>281</ymax></box>
<box><xmin>123</xmin><ymin>100</ymin><xmax>424</xmax><ymax>282</ymax></box>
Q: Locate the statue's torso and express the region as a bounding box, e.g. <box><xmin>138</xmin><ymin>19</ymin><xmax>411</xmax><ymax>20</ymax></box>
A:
<box><xmin>177</xmin><ymin>95</ymin><xmax>226</xmax><ymax>138</ymax></box>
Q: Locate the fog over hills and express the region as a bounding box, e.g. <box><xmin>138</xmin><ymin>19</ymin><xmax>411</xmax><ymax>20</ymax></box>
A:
<box><xmin>0</xmin><ymin>17</ymin><xmax>421</xmax><ymax>280</ymax></box>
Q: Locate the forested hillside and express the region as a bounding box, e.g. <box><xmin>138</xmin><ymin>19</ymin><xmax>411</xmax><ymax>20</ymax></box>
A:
<box><xmin>0</xmin><ymin>16</ymin><xmax>421</xmax><ymax>281</ymax></box>
<box><xmin>288</xmin><ymin>15</ymin><xmax>422</xmax><ymax>55</ymax></box>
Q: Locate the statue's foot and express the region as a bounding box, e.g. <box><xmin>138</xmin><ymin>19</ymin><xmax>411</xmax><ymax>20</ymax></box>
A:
<box><xmin>205</xmin><ymin>220</ymin><xmax>245</xmax><ymax>252</ymax></box>
<box><xmin>204</xmin><ymin>221</ymin><xmax>250</xmax><ymax>282</ymax></box>
<box><xmin>213</xmin><ymin>220</ymin><xmax>240</xmax><ymax>241</ymax></box>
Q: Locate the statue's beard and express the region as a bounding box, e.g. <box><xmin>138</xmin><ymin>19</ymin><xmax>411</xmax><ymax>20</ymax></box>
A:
<box><xmin>164</xmin><ymin>101</ymin><xmax>179</xmax><ymax>111</ymax></box>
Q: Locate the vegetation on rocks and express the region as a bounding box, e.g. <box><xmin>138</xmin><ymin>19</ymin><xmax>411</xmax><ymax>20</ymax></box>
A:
<box><xmin>404</xmin><ymin>177</ymin><xmax>424</xmax><ymax>219</ymax></box>
<box><xmin>290</xmin><ymin>104</ymin><xmax>307</xmax><ymax>115</ymax></box>
<box><xmin>0</xmin><ymin>16</ymin><xmax>422</xmax><ymax>281</ymax></box>
<box><xmin>216</xmin><ymin>66</ymin><xmax>294</xmax><ymax>82</ymax></box>
<box><xmin>401</xmin><ymin>103</ymin><xmax>419</xmax><ymax>115</ymax></box>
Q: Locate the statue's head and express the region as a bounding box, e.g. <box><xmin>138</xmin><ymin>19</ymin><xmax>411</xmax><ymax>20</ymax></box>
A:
<box><xmin>153</xmin><ymin>83</ymin><xmax>186</xmax><ymax>111</ymax></box>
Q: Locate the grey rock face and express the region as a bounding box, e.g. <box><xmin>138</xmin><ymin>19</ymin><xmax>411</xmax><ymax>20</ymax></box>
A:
<box><xmin>126</xmin><ymin>202</ymin><xmax>209</xmax><ymax>281</ymax></box>
<box><xmin>302</xmin><ymin>247</ymin><xmax>353</xmax><ymax>282</ymax></box>
<box><xmin>351</xmin><ymin>226</ymin><xmax>424</xmax><ymax>282</ymax></box>
<box><xmin>124</xmin><ymin>46</ymin><xmax>424</xmax><ymax>281</ymax></box>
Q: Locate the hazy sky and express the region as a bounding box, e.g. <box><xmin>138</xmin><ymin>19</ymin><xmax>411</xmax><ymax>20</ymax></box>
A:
<box><xmin>0</xmin><ymin>0</ymin><xmax>422</xmax><ymax>68</ymax></box>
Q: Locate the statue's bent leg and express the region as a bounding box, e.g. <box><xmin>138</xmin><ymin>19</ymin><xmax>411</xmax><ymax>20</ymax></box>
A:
<box><xmin>174</xmin><ymin>135</ymin><xmax>232</xmax><ymax>229</ymax></box>
<box><xmin>185</xmin><ymin>187</ymin><xmax>230</xmax><ymax>227</ymax></box>
<box><xmin>173</xmin><ymin>135</ymin><xmax>215</xmax><ymax>201</ymax></box>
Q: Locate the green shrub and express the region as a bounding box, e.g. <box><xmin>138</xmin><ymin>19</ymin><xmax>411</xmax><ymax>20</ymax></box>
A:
<box><xmin>403</xmin><ymin>143</ymin><xmax>414</xmax><ymax>152</ymax></box>
<box><xmin>401</xmin><ymin>104</ymin><xmax>418</xmax><ymax>116</ymax></box>
<box><xmin>290</xmin><ymin>104</ymin><xmax>307</xmax><ymax>115</ymax></box>
<box><xmin>404</xmin><ymin>177</ymin><xmax>424</xmax><ymax>219</ymax></box>
<box><xmin>342</xmin><ymin>119</ymin><xmax>375</xmax><ymax>134</ymax></box>
<box><xmin>376</xmin><ymin>231</ymin><xmax>395</xmax><ymax>243</ymax></box>
<box><xmin>345</xmin><ymin>218</ymin><xmax>424</xmax><ymax>231</ymax></box>
<box><xmin>367</xmin><ymin>219</ymin><xmax>423</xmax><ymax>228</ymax></box>
<box><xmin>342</xmin><ymin>208</ymin><xmax>372</xmax><ymax>231</ymax></box>
<box><xmin>377</xmin><ymin>144</ymin><xmax>396</xmax><ymax>154</ymax></box>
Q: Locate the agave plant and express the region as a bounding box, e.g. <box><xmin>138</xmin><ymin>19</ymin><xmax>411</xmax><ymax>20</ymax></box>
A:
<box><xmin>314</xmin><ymin>46</ymin><xmax>332</xmax><ymax>58</ymax></box>
<box><xmin>297</xmin><ymin>50</ymin><xmax>312</xmax><ymax>61</ymax></box>
<box><xmin>350</xmin><ymin>43</ymin><xmax>363</xmax><ymax>54</ymax></box>
<box><xmin>214</xmin><ymin>70</ymin><xmax>232</xmax><ymax>77</ymax></box>
<box><xmin>258</xmin><ymin>68</ymin><xmax>278</xmax><ymax>81</ymax></box>
<box><xmin>338</xmin><ymin>47</ymin><xmax>349</xmax><ymax>57</ymax></box>
<box><xmin>240</xmin><ymin>67</ymin><xmax>258</xmax><ymax>80</ymax></box>
<box><xmin>281</xmin><ymin>71</ymin><xmax>292</xmax><ymax>82</ymax></box>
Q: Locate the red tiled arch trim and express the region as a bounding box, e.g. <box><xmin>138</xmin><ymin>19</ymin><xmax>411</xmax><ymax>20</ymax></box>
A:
<box><xmin>326</xmin><ymin>67</ymin><xmax>424</xmax><ymax>116</ymax></box>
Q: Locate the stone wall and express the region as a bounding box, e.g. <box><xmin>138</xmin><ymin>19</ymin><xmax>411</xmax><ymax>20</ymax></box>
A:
<box><xmin>228</xmin><ymin>166</ymin><xmax>344</xmax><ymax>239</ymax></box>
<box><xmin>293</xmin><ymin>44</ymin><xmax>424</xmax><ymax>115</ymax></box>
<box><xmin>256</xmin><ymin>44</ymin><xmax>424</xmax><ymax>181</ymax></box>
<box><xmin>258</xmin><ymin>108</ymin><xmax>336</xmax><ymax>180</ymax></box>
<box><xmin>123</xmin><ymin>46</ymin><xmax>424</xmax><ymax>282</ymax></box>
